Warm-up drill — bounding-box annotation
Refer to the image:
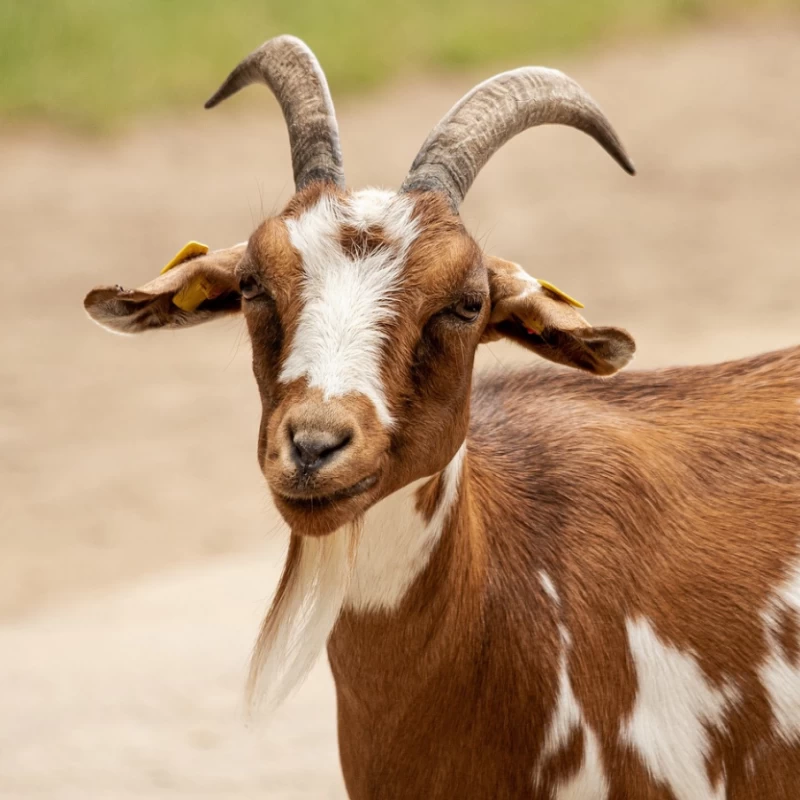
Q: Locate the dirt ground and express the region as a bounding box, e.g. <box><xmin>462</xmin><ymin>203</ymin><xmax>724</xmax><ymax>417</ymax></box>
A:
<box><xmin>1</xmin><ymin>17</ymin><xmax>799</xmax><ymax>799</ymax></box>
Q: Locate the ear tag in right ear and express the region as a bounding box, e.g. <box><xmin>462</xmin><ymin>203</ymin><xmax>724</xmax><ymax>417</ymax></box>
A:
<box><xmin>160</xmin><ymin>241</ymin><xmax>209</xmax><ymax>275</ymax></box>
<box><xmin>538</xmin><ymin>279</ymin><xmax>585</xmax><ymax>309</ymax></box>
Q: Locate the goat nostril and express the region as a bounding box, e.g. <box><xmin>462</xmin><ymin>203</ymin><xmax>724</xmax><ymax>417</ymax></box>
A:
<box><xmin>290</xmin><ymin>431</ymin><xmax>351</xmax><ymax>471</ymax></box>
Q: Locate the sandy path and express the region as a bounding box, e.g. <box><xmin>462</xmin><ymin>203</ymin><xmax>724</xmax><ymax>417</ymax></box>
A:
<box><xmin>1</xmin><ymin>18</ymin><xmax>799</xmax><ymax>797</ymax></box>
<box><xmin>0</xmin><ymin>555</ymin><xmax>346</xmax><ymax>799</ymax></box>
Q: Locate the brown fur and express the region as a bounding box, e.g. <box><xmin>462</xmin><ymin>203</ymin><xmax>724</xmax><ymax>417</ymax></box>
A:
<box><xmin>329</xmin><ymin>347</ymin><xmax>800</xmax><ymax>798</ymax></box>
<box><xmin>77</xmin><ymin>31</ymin><xmax>800</xmax><ymax>796</ymax></box>
<box><xmin>84</xmin><ymin>182</ymin><xmax>800</xmax><ymax>797</ymax></box>
<box><xmin>338</xmin><ymin>224</ymin><xmax>391</xmax><ymax>259</ymax></box>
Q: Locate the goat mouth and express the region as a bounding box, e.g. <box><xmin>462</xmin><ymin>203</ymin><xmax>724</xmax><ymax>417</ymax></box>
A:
<box><xmin>276</xmin><ymin>474</ymin><xmax>378</xmax><ymax>512</ymax></box>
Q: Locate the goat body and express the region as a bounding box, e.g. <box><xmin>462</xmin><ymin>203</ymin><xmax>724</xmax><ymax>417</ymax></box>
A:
<box><xmin>82</xmin><ymin>33</ymin><xmax>800</xmax><ymax>800</ymax></box>
<box><xmin>330</xmin><ymin>348</ymin><xmax>800</xmax><ymax>799</ymax></box>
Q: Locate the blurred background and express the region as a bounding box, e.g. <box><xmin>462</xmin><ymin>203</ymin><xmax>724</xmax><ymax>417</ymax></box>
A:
<box><xmin>1</xmin><ymin>1</ymin><xmax>799</xmax><ymax>797</ymax></box>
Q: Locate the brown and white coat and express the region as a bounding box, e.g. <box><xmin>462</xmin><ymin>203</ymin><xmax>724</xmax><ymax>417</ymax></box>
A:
<box><xmin>85</xmin><ymin>35</ymin><xmax>800</xmax><ymax>800</ymax></box>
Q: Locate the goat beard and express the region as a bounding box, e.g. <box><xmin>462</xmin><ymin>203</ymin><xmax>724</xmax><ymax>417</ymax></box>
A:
<box><xmin>246</xmin><ymin>519</ymin><xmax>362</xmax><ymax>712</ymax></box>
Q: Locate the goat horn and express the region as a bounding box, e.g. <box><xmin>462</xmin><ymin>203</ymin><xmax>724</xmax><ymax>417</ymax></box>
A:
<box><xmin>401</xmin><ymin>67</ymin><xmax>635</xmax><ymax>209</ymax></box>
<box><xmin>205</xmin><ymin>35</ymin><xmax>345</xmax><ymax>191</ymax></box>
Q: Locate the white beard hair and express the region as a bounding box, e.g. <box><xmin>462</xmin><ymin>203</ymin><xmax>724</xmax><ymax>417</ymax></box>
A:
<box><xmin>247</xmin><ymin>520</ymin><xmax>362</xmax><ymax>712</ymax></box>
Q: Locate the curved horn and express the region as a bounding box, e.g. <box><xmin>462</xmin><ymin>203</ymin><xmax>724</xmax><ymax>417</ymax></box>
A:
<box><xmin>401</xmin><ymin>67</ymin><xmax>634</xmax><ymax>209</ymax></box>
<box><xmin>205</xmin><ymin>35</ymin><xmax>344</xmax><ymax>191</ymax></box>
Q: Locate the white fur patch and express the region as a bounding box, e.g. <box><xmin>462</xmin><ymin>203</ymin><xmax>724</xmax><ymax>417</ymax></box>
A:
<box><xmin>280</xmin><ymin>189</ymin><xmax>419</xmax><ymax>427</ymax></box>
<box><xmin>555</xmin><ymin>728</ymin><xmax>609</xmax><ymax>800</ymax></box>
<box><xmin>511</xmin><ymin>262</ymin><xmax>542</xmax><ymax>299</ymax></box>
<box><xmin>250</xmin><ymin>443</ymin><xmax>467</xmax><ymax>709</ymax></box>
<box><xmin>249</xmin><ymin>527</ymin><xmax>356</xmax><ymax>712</ymax></box>
<box><xmin>539</xmin><ymin>571</ymin><xmax>560</xmax><ymax>606</ymax></box>
<box><xmin>622</xmin><ymin>617</ymin><xmax>739</xmax><ymax>800</ymax></box>
<box><xmin>346</xmin><ymin>442</ymin><xmax>467</xmax><ymax>612</ymax></box>
<box><xmin>759</xmin><ymin>561</ymin><xmax>800</xmax><ymax>743</ymax></box>
<box><xmin>534</xmin><ymin>625</ymin><xmax>608</xmax><ymax>799</ymax></box>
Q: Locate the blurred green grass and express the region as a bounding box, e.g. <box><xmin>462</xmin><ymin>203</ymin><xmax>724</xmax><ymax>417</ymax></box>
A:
<box><xmin>0</xmin><ymin>0</ymin><xmax>793</xmax><ymax>128</ymax></box>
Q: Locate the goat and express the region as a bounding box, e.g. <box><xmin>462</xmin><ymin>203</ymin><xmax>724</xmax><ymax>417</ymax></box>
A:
<box><xmin>84</xmin><ymin>35</ymin><xmax>800</xmax><ymax>800</ymax></box>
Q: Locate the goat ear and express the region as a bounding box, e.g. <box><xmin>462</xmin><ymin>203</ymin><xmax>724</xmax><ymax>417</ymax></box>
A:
<box><xmin>84</xmin><ymin>242</ymin><xmax>245</xmax><ymax>334</ymax></box>
<box><xmin>482</xmin><ymin>256</ymin><xmax>635</xmax><ymax>376</ymax></box>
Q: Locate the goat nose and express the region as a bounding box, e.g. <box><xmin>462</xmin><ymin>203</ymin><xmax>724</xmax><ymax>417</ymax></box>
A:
<box><xmin>290</xmin><ymin>429</ymin><xmax>351</xmax><ymax>472</ymax></box>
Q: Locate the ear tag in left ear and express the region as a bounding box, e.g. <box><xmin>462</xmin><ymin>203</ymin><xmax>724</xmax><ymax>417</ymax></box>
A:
<box><xmin>160</xmin><ymin>241</ymin><xmax>209</xmax><ymax>274</ymax></box>
<box><xmin>172</xmin><ymin>277</ymin><xmax>216</xmax><ymax>312</ymax></box>
<box><xmin>159</xmin><ymin>241</ymin><xmax>211</xmax><ymax>312</ymax></box>
<box><xmin>538</xmin><ymin>279</ymin><xmax>585</xmax><ymax>309</ymax></box>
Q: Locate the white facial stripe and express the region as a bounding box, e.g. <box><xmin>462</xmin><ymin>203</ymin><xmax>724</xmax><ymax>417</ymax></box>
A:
<box><xmin>281</xmin><ymin>189</ymin><xmax>419</xmax><ymax>427</ymax></box>
<box><xmin>346</xmin><ymin>187</ymin><xmax>413</xmax><ymax>236</ymax></box>
<box><xmin>622</xmin><ymin>617</ymin><xmax>739</xmax><ymax>800</ymax></box>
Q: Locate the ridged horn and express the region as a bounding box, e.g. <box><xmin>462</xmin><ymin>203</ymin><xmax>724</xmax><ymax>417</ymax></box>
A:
<box><xmin>401</xmin><ymin>67</ymin><xmax>635</xmax><ymax>209</ymax></box>
<box><xmin>205</xmin><ymin>35</ymin><xmax>344</xmax><ymax>190</ymax></box>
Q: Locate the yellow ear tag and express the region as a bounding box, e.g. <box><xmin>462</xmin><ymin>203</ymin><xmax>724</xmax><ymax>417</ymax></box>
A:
<box><xmin>160</xmin><ymin>241</ymin><xmax>209</xmax><ymax>275</ymax></box>
<box><xmin>172</xmin><ymin>277</ymin><xmax>214</xmax><ymax>313</ymax></box>
<box><xmin>159</xmin><ymin>241</ymin><xmax>210</xmax><ymax>312</ymax></box>
<box><xmin>537</xmin><ymin>279</ymin><xmax>585</xmax><ymax>309</ymax></box>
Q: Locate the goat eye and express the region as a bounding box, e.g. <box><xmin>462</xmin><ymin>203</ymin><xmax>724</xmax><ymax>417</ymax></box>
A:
<box><xmin>451</xmin><ymin>296</ymin><xmax>483</xmax><ymax>322</ymax></box>
<box><xmin>238</xmin><ymin>275</ymin><xmax>264</xmax><ymax>301</ymax></box>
